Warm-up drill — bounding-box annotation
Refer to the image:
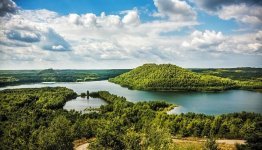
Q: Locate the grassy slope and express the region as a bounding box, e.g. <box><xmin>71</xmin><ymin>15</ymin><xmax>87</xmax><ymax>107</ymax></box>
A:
<box><xmin>109</xmin><ymin>64</ymin><xmax>262</xmax><ymax>91</ymax></box>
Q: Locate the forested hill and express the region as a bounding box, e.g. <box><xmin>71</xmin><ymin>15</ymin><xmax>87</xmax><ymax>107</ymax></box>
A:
<box><xmin>109</xmin><ymin>64</ymin><xmax>262</xmax><ymax>91</ymax></box>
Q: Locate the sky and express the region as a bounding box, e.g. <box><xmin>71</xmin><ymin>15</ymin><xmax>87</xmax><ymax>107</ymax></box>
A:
<box><xmin>0</xmin><ymin>0</ymin><xmax>262</xmax><ymax>69</ymax></box>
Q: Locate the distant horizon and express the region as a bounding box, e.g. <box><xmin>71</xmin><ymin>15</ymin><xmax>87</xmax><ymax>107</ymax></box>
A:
<box><xmin>0</xmin><ymin>64</ymin><xmax>261</xmax><ymax>71</ymax></box>
<box><xmin>1</xmin><ymin>0</ymin><xmax>262</xmax><ymax>69</ymax></box>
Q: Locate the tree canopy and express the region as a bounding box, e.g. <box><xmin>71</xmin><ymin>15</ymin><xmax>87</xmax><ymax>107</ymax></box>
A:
<box><xmin>109</xmin><ymin>64</ymin><xmax>262</xmax><ymax>91</ymax></box>
<box><xmin>0</xmin><ymin>88</ymin><xmax>261</xmax><ymax>150</ymax></box>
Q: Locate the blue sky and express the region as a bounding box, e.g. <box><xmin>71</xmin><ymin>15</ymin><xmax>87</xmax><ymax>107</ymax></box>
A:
<box><xmin>14</xmin><ymin>0</ymin><xmax>154</xmax><ymax>15</ymax></box>
<box><xmin>14</xmin><ymin>0</ymin><xmax>238</xmax><ymax>33</ymax></box>
<box><xmin>0</xmin><ymin>0</ymin><xmax>261</xmax><ymax>69</ymax></box>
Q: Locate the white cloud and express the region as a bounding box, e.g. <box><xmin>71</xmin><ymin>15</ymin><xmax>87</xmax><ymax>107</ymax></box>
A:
<box><xmin>80</xmin><ymin>13</ymin><xmax>97</xmax><ymax>27</ymax></box>
<box><xmin>5</xmin><ymin>30</ymin><xmax>41</xmax><ymax>42</ymax></box>
<box><xmin>19</xmin><ymin>9</ymin><xmax>59</xmax><ymax>23</ymax></box>
<box><xmin>122</xmin><ymin>10</ymin><xmax>140</xmax><ymax>25</ymax></box>
<box><xmin>52</xmin><ymin>45</ymin><xmax>64</xmax><ymax>50</ymax></box>
<box><xmin>153</xmin><ymin>0</ymin><xmax>196</xmax><ymax>21</ymax></box>
<box><xmin>182</xmin><ymin>30</ymin><xmax>262</xmax><ymax>54</ymax></box>
<box><xmin>0</xmin><ymin>0</ymin><xmax>261</xmax><ymax>69</ymax></box>
<box><xmin>67</xmin><ymin>12</ymin><xmax>122</xmax><ymax>28</ymax></box>
<box><xmin>256</xmin><ymin>31</ymin><xmax>262</xmax><ymax>41</ymax></box>
<box><xmin>182</xmin><ymin>30</ymin><xmax>225</xmax><ymax>51</ymax></box>
<box><xmin>98</xmin><ymin>12</ymin><xmax>122</xmax><ymax>27</ymax></box>
<box><xmin>68</xmin><ymin>13</ymin><xmax>81</xmax><ymax>25</ymax></box>
<box><xmin>1</xmin><ymin>12</ymin><xmax>71</xmax><ymax>52</ymax></box>
<box><xmin>218</xmin><ymin>4</ymin><xmax>262</xmax><ymax>28</ymax></box>
<box><xmin>40</xmin><ymin>28</ymin><xmax>71</xmax><ymax>51</ymax></box>
<box><xmin>195</xmin><ymin>0</ymin><xmax>262</xmax><ymax>29</ymax></box>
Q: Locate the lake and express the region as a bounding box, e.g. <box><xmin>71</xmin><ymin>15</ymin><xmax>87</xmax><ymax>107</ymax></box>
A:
<box><xmin>0</xmin><ymin>80</ymin><xmax>261</xmax><ymax>115</ymax></box>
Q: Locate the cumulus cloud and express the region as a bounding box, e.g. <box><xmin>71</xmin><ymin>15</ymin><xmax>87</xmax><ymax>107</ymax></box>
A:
<box><xmin>182</xmin><ymin>30</ymin><xmax>262</xmax><ymax>54</ymax></box>
<box><xmin>122</xmin><ymin>10</ymin><xmax>140</xmax><ymax>25</ymax></box>
<box><xmin>196</xmin><ymin>0</ymin><xmax>262</xmax><ymax>11</ymax></box>
<box><xmin>0</xmin><ymin>0</ymin><xmax>261</xmax><ymax>69</ymax></box>
<box><xmin>67</xmin><ymin>12</ymin><xmax>123</xmax><ymax>28</ymax></box>
<box><xmin>256</xmin><ymin>31</ymin><xmax>262</xmax><ymax>41</ymax></box>
<box><xmin>68</xmin><ymin>13</ymin><xmax>81</xmax><ymax>25</ymax></box>
<box><xmin>182</xmin><ymin>30</ymin><xmax>225</xmax><ymax>51</ymax></box>
<box><xmin>153</xmin><ymin>0</ymin><xmax>196</xmax><ymax>21</ymax></box>
<box><xmin>21</xmin><ymin>9</ymin><xmax>58</xmax><ymax>23</ymax></box>
<box><xmin>80</xmin><ymin>13</ymin><xmax>97</xmax><ymax>27</ymax></box>
<box><xmin>0</xmin><ymin>0</ymin><xmax>17</xmax><ymax>16</ymax></box>
<box><xmin>5</xmin><ymin>30</ymin><xmax>41</xmax><ymax>42</ymax></box>
<box><xmin>41</xmin><ymin>28</ymin><xmax>71</xmax><ymax>51</ymax></box>
<box><xmin>100</xmin><ymin>13</ymin><xmax>122</xmax><ymax>27</ymax></box>
<box><xmin>196</xmin><ymin>0</ymin><xmax>262</xmax><ymax>28</ymax></box>
<box><xmin>218</xmin><ymin>4</ymin><xmax>262</xmax><ymax>28</ymax></box>
<box><xmin>248</xmin><ymin>31</ymin><xmax>262</xmax><ymax>53</ymax></box>
<box><xmin>1</xmin><ymin>11</ymin><xmax>71</xmax><ymax>52</ymax></box>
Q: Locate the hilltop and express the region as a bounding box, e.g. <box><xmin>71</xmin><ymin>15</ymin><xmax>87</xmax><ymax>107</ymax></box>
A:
<box><xmin>38</xmin><ymin>68</ymin><xmax>58</xmax><ymax>81</ymax></box>
<box><xmin>109</xmin><ymin>64</ymin><xmax>261</xmax><ymax>91</ymax></box>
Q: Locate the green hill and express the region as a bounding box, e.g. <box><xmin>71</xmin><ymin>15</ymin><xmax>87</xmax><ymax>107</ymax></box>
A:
<box><xmin>109</xmin><ymin>64</ymin><xmax>261</xmax><ymax>91</ymax></box>
<box><xmin>38</xmin><ymin>68</ymin><xmax>58</xmax><ymax>81</ymax></box>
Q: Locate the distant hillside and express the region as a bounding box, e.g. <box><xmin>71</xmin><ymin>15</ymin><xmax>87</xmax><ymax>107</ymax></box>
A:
<box><xmin>38</xmin><ymin>68</ymin><xmax>57</xmax><ymax>75</ymax></box>
<box><xmin>191</xmin><ymin>68</ymin><xmax>262</xmax><ymax>82</ymax></box>
<box><xmin>38</xmin><ymin>68</ymin><xmax>58</xmax><ymax>81</ymax></box>
<box><xmin>109</xmin><ymin>64</ymin><xmax>261</xmax><ymax>91</ymax></box>
<box><xmin>0</xmin><ymin>69</ymin><xmax>130</xmax><ymax>87</ymax></box>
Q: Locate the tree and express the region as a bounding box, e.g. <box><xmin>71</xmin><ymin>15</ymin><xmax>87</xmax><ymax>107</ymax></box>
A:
<box><xmin>141</xmin><ymin>123</ymin><xmax>174</xmax><ymax>150</ymax></box>
<box><xmin>123</xmin><ymin>128</ymin><xmax>141</xmax><ymax>150</ymax></box>
<box><xmin>204</xmin><ymin>138</ymin><xmax>219</xmax><ymax>150</ymax></box>
<box><xmin>80</xmin><ymin>92</ymin><xmax>86</xmax><ymax>97</ymax></box>
<box><xmin>37</xmin><ymin>116</ymin><xmax>74</xmax><ymax>150</ymax></box>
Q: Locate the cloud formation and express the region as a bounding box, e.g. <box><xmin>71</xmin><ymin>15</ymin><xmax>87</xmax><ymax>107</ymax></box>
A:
<box><xmin>182</xmin><ymin>30</ymin><xmax>225</xmax><ymax>51</ymax></box>
<box><xmin>122</xmin><ymin>10</ymin><xmax>140</xmax><ymax>25</ymax></box>
<box><xmin>196</xmin><ymin>0</ymin><xmax>262</xmax><ymax>28</ymax></box>
<box><xmin>196</xmin><ymin>0</ymin><xmax>262</xmax><ymax>11</ymax></box>
<box><xmin>0</xmin><ymin>0</ymin><xmax>261</xmax><ymax>69</ymax></box>
<box><xmin>0</xmin><ymin>0</ymin><xmax>17</xmax><ymax>16</ymax></box>
<box><xmin>182</xmin><ymin>30</ymin><xmax>262</xmax><ymax>54</ymax></box>
<box><xmin>41</xmin><ymin>28</ymin><xmax>71</xmax><ymax>52</ymax></box>
<box><xmin>153</xmin><ymin>0</ymin><xmax>196</xmax><ymax>21</ymax></box>
<box><xmin>5</xmin><ymin>30</ymin><xmax>41</xmax><ymax>43</ymax></box>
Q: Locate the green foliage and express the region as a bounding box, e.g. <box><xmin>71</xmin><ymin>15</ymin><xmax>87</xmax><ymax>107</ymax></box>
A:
<box><xmin>140</xmin><ymin>123</ymin><xmax>174</xmax><ymax>150</ymax></box>
<box><xmin>37</xmin><ymin>115</ymin><xmax>74</xmax><ymax>150</ymax></box>
<box><xmin>89</xmin><ymin>91</ymin><xmax>261</xmax><ymax>149</ymax></box>
<box><xmin>192</xmin><ymin>68</ymin><xmax>262</xmax><ymax>91</ymax></box>
<box><xmin>0</xmin><ymin>88</ymin><xmax>261</xmax><ymax>149</ymax></box>
<box><xmin>191</xmin><ymin>67</ymin><xmax>262</xmax><ymax>82</ymax></box>
<box><xmin>80</xmin><ymin>92</ymin><xmax>87</xmax><ymax>97</ymax></box>
<box><xmin>38</xmin><ymin>68</ymin><xmax>58</xmax><ymax>81</ymax></box>
<box><xmin>109</xmin><ymin>64</ymin><xmax>246</xmax><ymax>91</ymax></box>
<box><xmin>167</xmin><ymin>112</ymin><xmax>261</xmax><ymax>139</ymax></box>
<box><xmin>204</xmin><ymin>138</ymin><xmax>219</xmax><ymax>150</ymax></box>
<box><xmin>0</xmin><ymin>87</ymin><xmax>77</xmax><ymax>150</ymax></box>
<box><xmin>240</xmin><ymin>121</ymin><xmax>262</xmax><ymax>150</ymax></box>
<box><xmin>88</xmin><ymin>91</ymin><xmax>175</xmax><ymax>150</ymax></box>
<box><xmin>0</xmin><ymin>69</ymin><xmax>130</xmax><ymax>87</ymax></box>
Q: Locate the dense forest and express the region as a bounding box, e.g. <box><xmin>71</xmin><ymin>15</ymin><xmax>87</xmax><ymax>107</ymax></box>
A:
<box><xmin>109</xmin><ymin>64</ymin><xmax>262</xmax><ymax>91</ymax></box>
<box><xmin>0</xmin><ymin>87</ymin><xmax>261</xmax><ymax>149</ymax></box>
<box><xmin>191</xmin><ymin>67</ymin><xmax>262</xmax><ymax>82</ymax></box>
<box><xmin>1</xmin><ymin>66</ymin><xmax>261</xmax><ymax>90</ymax></box>
<box><xmin>0</xmin><ymin>69</ymin><xmax>130</xmax><ymax>87</ymax></box>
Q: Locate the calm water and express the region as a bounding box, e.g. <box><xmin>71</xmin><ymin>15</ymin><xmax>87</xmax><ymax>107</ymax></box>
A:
<box><xmin>63</xmin><ymin>97</ymin><xmax>107</xmax><ymax>113</ymax></box>
<box><xmin>0</xmin><ymin>80</ymin><xmax>261</xmax><ymax>115</ymax></box>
